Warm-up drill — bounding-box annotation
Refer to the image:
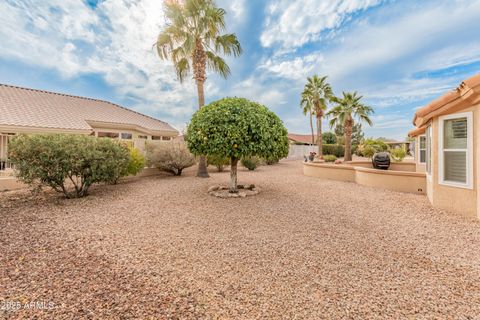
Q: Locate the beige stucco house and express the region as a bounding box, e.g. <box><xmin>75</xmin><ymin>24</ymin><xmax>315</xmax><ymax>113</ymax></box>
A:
<box><xmin>409</xmin><ymin>73</ymin><xmax>480</xmax><ymax>219</ymax></box>
<box><xmin>0</xmin><ymin>84</ymin><xmax>178</xmax><ymax>172</ymax></box>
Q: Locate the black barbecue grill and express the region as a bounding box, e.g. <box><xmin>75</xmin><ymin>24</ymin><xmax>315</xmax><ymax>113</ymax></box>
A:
<box><xmin>372</xmin><ymin>152</ymin><xmax>390</xmax><ymax>170</ymax></box>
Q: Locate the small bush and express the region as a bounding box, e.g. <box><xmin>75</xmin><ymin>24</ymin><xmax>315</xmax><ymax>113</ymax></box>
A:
<box><xmin>323</xmin><ymin>144</ymin><xmax>345</xmax><ymax>157</ymax></box>
<box><xmin>9</xmin><ymin>134</ymin><xmax>130</xmax><ymax>198</ymax></box>
<box><xmin>207</xmin><ymin>154</ymin><xmax>230</xmax><ymax>172</ymax></box>
<box><xmin>241</xmin><ymin>156</ymin><xmax>260</xmax><ymax>170</ymax></box>
<box><xmin>146</xmin><ymin>142</ymin><xmax>195</xmax><ymax>176</ymax></box>
<box><xmin>264</xmin><ymin>156</ymin><xmax>280</xmax><ymax>165</ymax></box>
<box><xmin>122</xmin><ymin>147</ymin><xmax>146</xmax><ymax>178</ymax></box>
<box><xmin>362</xmin><ymin>145</ymin><xmax>376</xmax><ymax>158</ymax></box>
<box><xmin>323</xmin><ymin>155</ymin><xmax>337</xmax><ymax>162</ymax></box>
<box><xmin>390</xmin><ymin>148</ymin><xmax>406</xmax><ymax>162</ymax></box>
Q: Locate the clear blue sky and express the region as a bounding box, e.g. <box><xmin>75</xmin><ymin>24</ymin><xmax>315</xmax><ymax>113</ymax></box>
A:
<box><xmin>1</xmin><ymin>0</ymin><xmax>479</xmax><ymax>140</ymax></box>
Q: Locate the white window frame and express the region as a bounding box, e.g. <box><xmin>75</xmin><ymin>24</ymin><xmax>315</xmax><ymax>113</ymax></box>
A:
<box><xmin>418</xmin><ymin>135</ymin><xmax>426</xmax><ymax>164</ymax></box>
<box><xmin>426</xmin><ymin>126</ymin><xmax>432</xmax><ymax>181</ymax></box>
<box><xmin>438</xmin><ymin>112</ymin><xmax>473</xmax><ymax>189</ymax></box>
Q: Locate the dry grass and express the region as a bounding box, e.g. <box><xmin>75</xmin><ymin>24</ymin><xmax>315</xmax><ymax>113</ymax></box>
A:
<box><xmin>1</xmin><ymin>161</ymin><xmax>480</xmax><ymax>319</ymax></box>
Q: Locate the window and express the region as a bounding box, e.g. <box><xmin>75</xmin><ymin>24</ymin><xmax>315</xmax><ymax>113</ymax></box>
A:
<box><xmin>98</xmin><ymin>132</ymin><xmax>119</xmax><ymax>138</ymax></box>
<box><xmin>419</xmin><ymin>135</ymin><xmax>426</xmax><ymax>163</ymax></box>
<box><xmin>426</xmin><ymin>126</ymin><xmax>432</xmax><ymax>176</ymax></box>
<box><xmin>162</xmin><ymin>136</ymin><xmax>171</xmax><ymax>141</ymax></box>
<box><xmin>121</xmin><ymin>133</ymin><xmax>132</xmax><ymax>140</ymax></box>
<box><xmin>138</xmin><ymin>135</ymin><xmax>148</xmax><ymax>139</ymax></box>
<box><xmin>152</xmin><ymin>136</ymin><xmax>161</xmax><ymax>140</ymax></box>
<box><xmin>439</xmin><ymin>112</ymin><xmax>472</xmax><ymax>188</ymax></box>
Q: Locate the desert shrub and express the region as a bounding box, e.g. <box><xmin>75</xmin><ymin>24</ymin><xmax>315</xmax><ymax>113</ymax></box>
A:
<box><xmin>362</xmin><ymin>145</ymin><xmax>376</xmax><ymax>158</ymax></box>
<box><xmin>186</xmin><ymin>97</ymin><xmax>289</xmax><ymax>192</ymax></box>
<box><xmin>146</xmin><ymin>142</ymin><xmax>195</xmax><ymax>176</ymax></box>
<box><xmin>8</xmin><ymin>134</ymin><xmax>130</xmax><ymax>198</ymax></box>
<box><xmin>357</xmin><ymin>138</ymin><xmax>388</xmax><ymax>157</ymax></box>
<box><xmin>264</xmin><ymin>156</ymin><xmax>280</xmax><ymax>165</ymax></box>
<box><xmin>324</xmin><ymin>155</ymin><xmax>337</xmax><ymax>162</ymax></box>
<box><xmin>241</xmin><ymin>156</ymin><xmax>260</xmax><ymax>170</ymax></box>
<box><xmin>322</xmin><ymin>132</ymin><xmax>337</xmax><ymax>144</ymax></box>
<box><xmin>322</xmin><ymin>144</ymin><xmax>345</xmax><ymax>157</ymax></box>
<box><xmin>122</xmin><ymin>146</ymin><xmax>146</xmax><ymax>177</ymax></box>
<box><xmin>207</xmin><ymin>154</ymin><xmax>230</xmax><ymax>172</ymax></box>
<box><xmin>390</xmin><ymin>148</ymin><xmax>406</xmax><ymax>162</ymax></box>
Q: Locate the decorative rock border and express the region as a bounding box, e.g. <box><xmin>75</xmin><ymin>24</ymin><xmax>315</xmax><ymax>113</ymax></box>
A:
<box><xmin>208</xmin><ymin>184</ymin><xmax>260</xmax><ymax>198</ymax></box>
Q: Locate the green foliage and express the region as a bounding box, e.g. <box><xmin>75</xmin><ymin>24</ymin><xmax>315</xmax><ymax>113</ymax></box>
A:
<box><xmin>356</xmin><ymin>138</ymin><xmax>389</xmax><ymax>157</ymax></box>
<box><xmin>157</xmin><ymin>0</ymin><xmax>242</xmax><ymax>82</ymax></box>
<box><xmin>361</xmin><ymin>145</ymin><xmax>377</xmax><ymax>158</ymax></box>
<box><xmin>390</xmin><ymin>148</ymin><xmax>406</xmax><ymax>162</ymax></box>
<box><xmin>186</xmin><ymin>97</ymin><xmax>289</xmax><ymax>161</ymax></box>
<box><xmin>322</xmin><ymin>144</ymin><xmax>345</xmax><ymax>157</ymax></box>
<box><xmin>123</xmin><ymin>147</ymin><xmax>146</xmax><ymax>177</ymax></box>
<box><xmin>146</xmin><ymin>142</ymin><xmax>195</xmax><ymax>176</ymax></box>
<box><xmin>9</xmin><ymin>134</ymin><xmax>130</xmax><ymax>198</ymax></box>
<box><xmin>241</xmin><ymin>156</ymin><xmax>260</xmax><ymax>170</ymax></box>
<box><xmin>322</xmin><ymin>132</ymin><xmax>337</xmax><ymax>144</ymax></box>
<box><xmin>323</xmin><ymin>155</ymin><xmax>337</xmax><ymax>162</ymax></box>
<box><xmin>335</xmin><ymin>123</ymin><xmax>364</xmax><ymax>146</ymax></box>
<box><xmin>207</xmin><ymin>154</ymin><xmax>230</xmax><ymax>172</ymax></box>
<box><xmin>264</xmin><ymin>156</ymin><xmax>280</xmax><ymax>165</ymax></box>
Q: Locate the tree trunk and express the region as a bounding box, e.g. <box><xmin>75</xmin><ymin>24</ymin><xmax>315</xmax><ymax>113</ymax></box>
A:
<box><xmin>316</xmin><ymin>114</ymin><xmax>323</xmax><ymax>158</ymax></box>
<box><xmin>193</xmin><ymin>40</ymin><xmax>209</xmax><ymax>178</ymax></box>
<box><xmin>344</xmin><ymin>120</ymin><xmax>353</xmax><ymax>162</ymax></box>
<box><xmin>309</xmin><ymin>110</ymin><xmax>314</xmax><ymax>145</ymax></box>
<box><xmin>229</xmin><ymin>157</ymin><xmax>238</xmax><ymax>193</ymax></box>
<box><xmin>195</xmin><ymin>80</ymin><xmax>209</xmax><ymax>178</ymax></box>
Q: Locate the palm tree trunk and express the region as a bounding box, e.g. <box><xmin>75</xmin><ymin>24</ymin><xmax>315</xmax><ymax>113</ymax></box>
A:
<box><xmin>316</xmin><ymin>115</ymin><xmax>323</xmax><ymax>158</ymax></box>
<box><xmin>344</xmin><ymin>122</ymin><xmax>353</xmax><ymax>162</ymax></box>
<box><xmin>229</xmin><ymin>157</ymin><xmax>238</xmax><ymax>193</ymax></box>
<box><xmin>193</xmin><ymin>41</ymin><xmax>209</xmax><ymax>178</ymax></box>
<box><xmin>309</xmin><ymin>110</ymin><xmax>314</xmax><ymax>145</ymax></box>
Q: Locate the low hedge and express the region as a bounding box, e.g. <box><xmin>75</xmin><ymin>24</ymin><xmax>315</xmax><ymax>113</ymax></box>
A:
<box><xmin>322</xmin><ymin>144</ymin><xmax>345</xmax><ymax>157</ymax></box>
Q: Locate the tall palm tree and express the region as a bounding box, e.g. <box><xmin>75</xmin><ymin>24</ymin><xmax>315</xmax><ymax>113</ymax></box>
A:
<box><xmin>300</xmin><ymin>93</ymin><xmax>315</xmax><ymax>145</ymax></box>
<box><xmin>156</xmin><ymin>0</ymin><xmax>242</xmax><ymax>178</ymax></box>
<box><xmin>301</xmin><ymin>75</ymin><xmax>333</xmax><ymax>158</ymax></box>
<box><xmin>327</xmin><ymin>92</ymin><xmax>374</xmax><ymax>162</ymax></box>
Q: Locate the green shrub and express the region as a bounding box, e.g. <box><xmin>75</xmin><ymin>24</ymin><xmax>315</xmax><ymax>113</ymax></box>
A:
<box><xmin>146</xmin><ymin>142</ymin><xmax>195</xmax><ymax>176</ymax></box>
<box><xmin>241</xmin><ymin>156</ymin><xmax>260</xmax><ymax>170</ymax></box>
<box><xmin>323</xmin><ymin>155</ymin><xmax>337</xmax><ymax>162</ymax></box>
<box><xmin>122</xmin><ymin>146</ymin><xmax>146</xmax><ymax>178</ymax></box>
<box><xmin>207</xmin><ymin>154</ymin><xmax>230</xmax><ymax>172</ymax></box>
<box><xmin>264</xmin><ymin>156</ymin><xmax>280</xmax><ymax>165</ymax></box>
<box><xmin>362</xmin><ymin>145</ymin><xmax>376</xmax><ymax>158</ymax></box>
<box><xmin>8</xmin><ymin>134</ymin><xmax>130</xmax><ymax>198</ymax></box>
<box><xmin>390</xmin><ymin>148</ymin><xmax>406</xmax><ymax>162</ymax></box>
<box><xmin>357</xmin><ymin>138</ymin><xmax>389</xmax><ymax>157</ymax></box>
<box><xmin>186</xmin><ymin>97</ymin><xmax>288</xmax><ymax>192</ymax></box>
<box><xmin>323</xmin><ymin>144</ymin><xmax>345</xmax><ymax>157</ymax></box>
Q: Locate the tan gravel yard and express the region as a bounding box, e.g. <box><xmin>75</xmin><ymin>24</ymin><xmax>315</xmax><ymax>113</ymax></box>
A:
<box><xmin>1</xmin><ymin>160</ymin><xmax>480</xmax><ymax>319</ymax></box>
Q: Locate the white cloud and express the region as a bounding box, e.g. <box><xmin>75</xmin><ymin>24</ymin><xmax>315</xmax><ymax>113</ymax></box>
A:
<box><xmin>260</xmin><ymin>0</ymin><xmax>382</xmax><ymax>49</ymax></box>
<box><xmin>259</xmin><ymin>53</ymin><xmax>325</xmax><ymax>81</ymax></box>
<box><xmin>0</xmin><ymin>0</ymin><xmax>207</xmax><ymax>121</ymax></box>
<box><xmin>231</xmin><ymin>77</ymin><xmax>287</xmax><ymax>109</ymax></box>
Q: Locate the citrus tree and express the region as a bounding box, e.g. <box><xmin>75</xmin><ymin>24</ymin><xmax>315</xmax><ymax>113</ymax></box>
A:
<box><xmin>186</xmin><ymin>97</ymin><xmax>289</xmax><ymax>193</ymax></box>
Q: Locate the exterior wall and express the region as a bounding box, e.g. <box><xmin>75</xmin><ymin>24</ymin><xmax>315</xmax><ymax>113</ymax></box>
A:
<box><xmin>354</xmin><ymin>167</ymin><xmax>426</xmax><ymax>194</ymax></box>
<box><xmin>303</xmin><ymin>163</ymin><xmax>355</xmax><ymax>182</ymax></box>
<box><xmin>427</xmin><ymin>105</ymin><xmax>479</xmax><ymax>218</ymax></box>
<box><xmin>345</xmin><ymin>160</ymin><xmax>416</xmax><ymax>172</ymax></box>
<box><xmin>303</xmin><ymin>162</ymin><xmax>426</xmax><ymax>194</ymax></box>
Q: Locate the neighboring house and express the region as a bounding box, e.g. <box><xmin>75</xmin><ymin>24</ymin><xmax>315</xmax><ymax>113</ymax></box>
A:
<box><xmin>0</xmin><ymin>84</ymin><xmax>178</xmax><ymax>171</ymax></box>
<box><xmin>288</xmin><ymin>133</ymin><xmax>317</xmax><ymax>145</ymax></box>
<box><xmin>408</xmin><ymin>73</ymin><xmax>480</xmax><ymax>218</ymax></box>
<box><xmin>382</xmin><ymin>139</ymin><xmax>411</xmax><ymax>154</ymax></box>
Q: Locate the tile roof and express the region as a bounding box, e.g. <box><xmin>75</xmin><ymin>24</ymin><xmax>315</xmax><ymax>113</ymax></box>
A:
<box><xmin>412</xmin><ymin>73</ymin><xmax>480</xmax><ymax>128</ymax></box>
<box><xmin>0</xmin><ymin>84</ymin><xmax>178</xmax><ymax>134</ymax></box>
<box><xmin>288</xmin><ymin>133</ymin><xmax>317</xmax><ymax>144</ymax></box>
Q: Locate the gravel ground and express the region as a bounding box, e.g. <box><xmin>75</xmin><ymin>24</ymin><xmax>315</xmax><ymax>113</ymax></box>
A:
<box><xmin>1</xmin><ymin>160</ymin><xmax>480</xmax><ymax>319</ymax></box>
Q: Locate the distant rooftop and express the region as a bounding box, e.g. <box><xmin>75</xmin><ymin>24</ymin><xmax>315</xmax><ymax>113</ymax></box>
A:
<box><xmin>0</xmin><ymin>84</ymin><xmax>178</xmax><ymax>135</ymax></box>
